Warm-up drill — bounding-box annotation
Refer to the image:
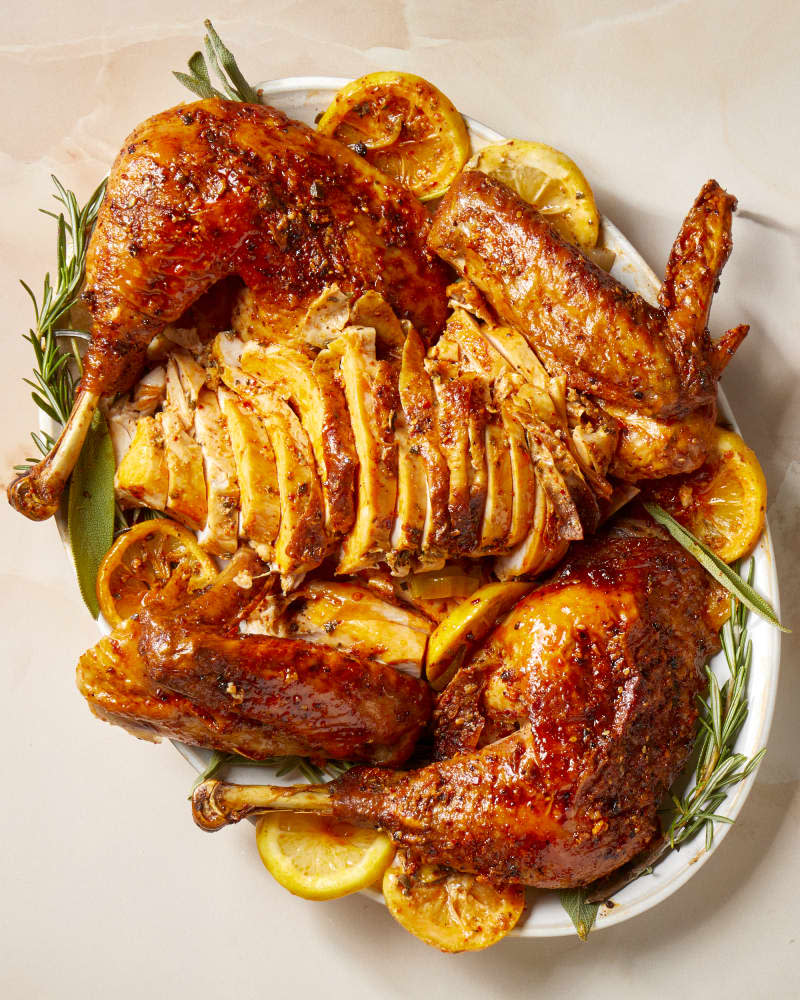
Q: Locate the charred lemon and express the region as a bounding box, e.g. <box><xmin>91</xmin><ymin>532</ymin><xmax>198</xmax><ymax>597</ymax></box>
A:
<box><xmin>256</xmin><ymin>813</ymin><xmax>395</xmax><ymax>901</ymax></box>
<box><xmin>317</xmin><ymin>71</ymin><xmax>470</xmax><ymax>201</ymax></box>
<box><xmin>382</xmin><ymin>851</ymin><xmax>525</xmax><ymax>951</ymax></box>
<box><xmin>466</xmin><ymin>139</ymin><xmax>600</xmax><ymax>250</ymax></box>
<box><xmin>640</xmin><ymin>427</ymin><xmax>767</xmax><ymax>563</ymax></box>
<box><xmin>95</xmin><ymin>518</ymin><xmax>217</xmax><ymax>626</ymax></box>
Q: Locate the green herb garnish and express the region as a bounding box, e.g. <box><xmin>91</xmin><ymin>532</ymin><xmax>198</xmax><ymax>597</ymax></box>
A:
<box><xmin>666</xmin><ymin>562</ymin><xmax>766</xmax><ymax>850</ymax></box>
<box><xmin>16</xmin><ymin>176</ymin><xmax>106</xmax><ymax>472</ymax></box>
<box><xmin>173</xmin><ymin>20</ymin><xmax>260</xmax><ymax>103</ymax></box>
<box><xmin>644</xmin><ymin>502</ymin><xmax>787</xmax><ymax>631</ymax></box>
<box><xmin>559</xmin><ymin>887</ymin><xmax>599</xmax><ymax>941</ymax></box>
<box><xmin>66</xmin><ymin>410</ymin><xmax>115</xmax><ymax>618</ymax></box>
<box><xmin>189</xmin><ymin>751</ymin><xmax>352</xmax><ymax>798</ymax></box>
<box><xmin>17</xmin><ymin>176</ymin><xmax>113</xmax><ymax>617</ymax></box>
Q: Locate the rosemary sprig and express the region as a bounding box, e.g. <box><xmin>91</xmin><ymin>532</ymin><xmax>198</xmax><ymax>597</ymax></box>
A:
<box><xmin>114</xmin><ymin>505</ymin><xmax>167</xmax><ymax>537</ymax></box>
<box><xmin>189</xmin><ymin>751</ymin><xmax>352</xmax><ymax>798</ymax></box>
<box><xmin>16</xmin><ymin>176</ymin><xmax>106</xmax><ymax>472</ymax></box>
<box><xmin>666</xmin><ymin>561</ymin><xmax>766</xmax><ymax>851</ymax></box>
<box><xmin>644</xmin><ymin>502</ymin><xmax>787</xmax><ymax>632</ymax></box>
<box><xmin>173</xmin><ymin>20</ymin><xmax>260</xmax><ymax>103</ymax></box>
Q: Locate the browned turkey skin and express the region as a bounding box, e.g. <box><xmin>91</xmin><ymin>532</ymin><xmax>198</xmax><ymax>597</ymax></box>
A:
<box><xmin>429</xmin><ymin>170</ymin><xmax>741</xmax><ymax>419</ymax></box>
<box><xmin>8</xmin><ymin>97</ymin><xmax>449</xmax><ymax>521</ymax></box>
<box><xmin>76</xmin><ymin>552</ymin><xmax>432</xmax><ymax>767</ymax></box>
<box><xmin>428</xmin><ymin>171</ymin><xmax>748</xmax><ymax>481</ymax></box>
<box><xmin>251</xmin><ymin>533</ymin><xmax>725</xmax><ymax>887</ymax></box>
<box><xmin>327</xmin><ymin>535</ymin><xmax>726</xmax><ymax>885</ymax></box>
<box><xmin>83</xmin><ymin>98</ymin><xmax>449</xmax><ymax>397</ymax></box>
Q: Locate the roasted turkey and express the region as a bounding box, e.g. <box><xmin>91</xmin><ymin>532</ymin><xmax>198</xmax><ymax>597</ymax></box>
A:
<box><xmin>8</xmin><ymin>98</ymin><xmax>746</xmax><ymax>541</ymax></box>
<box><xmin>8</xmin><ymin>97</ymin><xmax>449</xmax><ymax>521</ymax></box>
<box><xmin>77</xmin><ymin>549</ymin><xmax>432</xmax><ymax>766</ymax></box>
<box><xmin>191</xmin><ymin>531</ymin><xmax>729</xmax><ymax>888</ymax></box>
<box><xmin>105</xmin><ymin>278</ymin><xmax>617</xmax><ymax>588</ymax></box>
<box><xmin>429</xmin><ymin>170</ymin><xmax>748</xmax><ymax>480</ymax></box>
<box><xmin>9</xmin><ymin>92</ymin><xmax>746</xmax><ymax>892</ymax></box>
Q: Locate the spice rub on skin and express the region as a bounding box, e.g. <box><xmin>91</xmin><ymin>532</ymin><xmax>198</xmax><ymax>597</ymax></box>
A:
<box><xmin>81</xmin><ymin>97</ymin><xmax>450</xmax><ymax>400</ymax></box>
<box><xmin>428</xmin><ymin>170</ymin><xmax>742</xmax><ymax>423</ymax></box>
<box><xmin>328</xmin><ymin>534</ymin><xmax>728</xmax><ymax>887</ymax></box>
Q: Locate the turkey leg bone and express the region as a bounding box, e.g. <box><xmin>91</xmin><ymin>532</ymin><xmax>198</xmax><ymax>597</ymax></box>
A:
<box><xmin>193</xmin><ymin>779</ymin><xmax>333</xmax><ymax>831</ymax></box>
<box><xmin>8</xmin><ymin>97</ymin><xmax>449</xmax><ymax>521</ymax></box>
<box><xmin>8</xmin><ymin>389</ymin><xmax>100</xmax><ymax>520</ymax></box>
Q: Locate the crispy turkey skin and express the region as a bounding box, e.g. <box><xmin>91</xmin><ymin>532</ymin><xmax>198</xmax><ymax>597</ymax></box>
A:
<box><xmin>328</xmin><ymin>533</ymin><xmax>728</xmax><ymax>887</ymax></box>
<box><xmin>428</xmin><ymin>170</ymin><xmax>739</xmax><ymax>420</ymax></box>
<box><xmin>76</xmin><ymin>551</ymin><xmax>432</xmax><ymax>766</ymax></box>
<box><xmin>81</xmin><ymin>98</ymin><xmax>450</xmax><ymax>398</ymax></box>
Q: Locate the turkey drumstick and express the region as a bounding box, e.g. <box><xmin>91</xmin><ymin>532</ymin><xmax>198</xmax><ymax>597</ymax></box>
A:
<box><xmin>191</xmin><ymin>532</ymin><xmax>728</xmax><ymax>888</ymax></box>
<box><xmin>9</xmin><ymin>97</ymin><xmax>449</xmax><ymax>521</ymax></box>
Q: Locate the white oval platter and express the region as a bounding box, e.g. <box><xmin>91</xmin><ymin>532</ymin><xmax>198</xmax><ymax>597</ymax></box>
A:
<box><xmin>67</xmin><ymin>77</ymin><xmax>780</xmax><ymax>938</ymax></box>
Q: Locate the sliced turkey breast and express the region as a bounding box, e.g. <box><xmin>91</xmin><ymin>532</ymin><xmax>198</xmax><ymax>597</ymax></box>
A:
<box><xmin>240</xmin><ymin>340</ymin><xmax>357</xmax><ymax>538</ymax></box>
<box><xmin>218</xmin><ymin>388</ymin><xmax>281</xmax><ymax>562</ymax></box>
<box><xmin>335</xmin><ymin>326</ymin><xmax>398</xmax><ymax>574</ymax></box>
<box><xmin>397</xmin><ymin>326</ymin><xmax>450</xmax><ymax>564</ymax></box>
<box><xmin>114</xmin><ymin>414</ymin><xmax>169</xmax><ymax>511</ymax></box>
<box><xmin>194</xmin><ymin>387</ymin><xmax>240</xmax><ymax>555</ymax></box>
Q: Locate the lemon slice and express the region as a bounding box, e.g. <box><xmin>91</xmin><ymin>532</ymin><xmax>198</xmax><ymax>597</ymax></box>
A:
<box><xmin>95</xmin><ymin>518</ymin><xmax>217</xmax><ymax>626</ymax></box>
<box><xmin>425</xmin><ymin>581</ymin><xmax>533</xmax><ymax>690</ymax></box>
<box><xmin>466</xmin><ymin>139</ymin><xmax>600</xmax><ymax>249</ymax></box>
<box><xmin>640</xmin><ymin>427</ymin><xmax>767</xmax><ymax>564</ymax></box>
<box><xmin>256</xmin><ymin>813</ymin><xmax>396</xmax><ymax>901</ymax></box>
<box><xmin>382</xmin><ymin>852</ymin><xmax>525</xmax><ymax>952</ymax></box>
<box><xmin>317</xmin><ymin>71</ymin><xmax>470</xmax><ymax>201</ymax></box>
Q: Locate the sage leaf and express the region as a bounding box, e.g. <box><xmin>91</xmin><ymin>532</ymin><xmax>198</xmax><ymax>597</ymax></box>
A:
<box><xmin>203</xmin><ymin>19</ymin><xmax>260</xmax><ymax>103</ymax></box>
<box><xmin>559</xmin><ymin>887</ymin><xmax>600</xmax><ymax>941</ymax></box>
<box><xmin>172</xmin><ymin>71</ymin><xmax>220</xmax><ymax>101</ymax></box>
<box><xmin>643</xmin><ymin>503</ymin><xmax>788</xmax><ymax>632</ymax></box>
<box><xmin>67</xmin><ymin>409</ymin><xmax>115</xmax><ymax>618</ymax></box>
<box><xmin>172</xmin><ymin>21</ymin><xmax>260</xmax><ymax>105</ymax></box>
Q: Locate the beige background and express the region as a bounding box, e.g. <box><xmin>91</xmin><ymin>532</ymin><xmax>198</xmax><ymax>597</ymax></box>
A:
<box><xmin>1</xmin><ymin>1</ymin><xmax>798</xmax><ymax>996</ymax></box>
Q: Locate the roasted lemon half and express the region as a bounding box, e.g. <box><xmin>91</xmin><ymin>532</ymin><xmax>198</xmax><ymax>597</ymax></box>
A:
<box><xmin>382</xmin><ymin>852</ymin><xmax>525</xmax><ymax>951</ymax></box>
<box><xmin>466</xmin><ymin>139</ymin><xmax>600</xmax><ymax>250</ymax></box>
<box><xmin>256</xmin><ymin>813</ymin><xmax>396</xmax><ymax>901</ymax></box>
<box><xmin>95</xmin><ymin>518</ymin><xmax>217</xmax><ymax>626</ymax></box>
<box><xmin>640</xmin><ymin>427</ymin><xmax>767</xmax><ymax>563</ymax></box>
<box><xmin>425</xmin><ymin>581</ymin><xmax>533</xmax><ymax>690</ymax></box>
<box><xmin>318</xmin><ymin>71</ymin><xmax>470</xmax><ymax>201</ymax></box>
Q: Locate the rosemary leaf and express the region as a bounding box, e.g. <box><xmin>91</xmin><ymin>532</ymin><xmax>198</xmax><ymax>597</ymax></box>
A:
<box><xmin>17</xmin><ymin>176</ymin><xmax>108</xmax><ymax>600</ymax></box>
<box><xmin>643</xmin><ymin>503</ymin><xmax>787</xmax><ymax>632</ymax></box>
<box><xmin>189</xmin><ymin>751</ymin><xmax>229</xmax><ymax>797</ymax></box>
<box><xmin>186</xmin><ymin>752</ymin><xmax>352</xmax><ymax>798</ymax></box>
<box><xmin>666</xmin><ymin>571</ymin><xmax>767</xmax><ymax>850</ymax></box>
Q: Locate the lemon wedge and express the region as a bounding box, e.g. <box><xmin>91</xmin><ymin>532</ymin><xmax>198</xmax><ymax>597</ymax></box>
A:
<box><xmin>256</xmin><ymin>813</ymin><xmax>395</xmax><ymax>901</ymax></box>
<box><xmin>425</xmin><ymin>581</ymin><xmax>533</xmax><ymax>690</ymax></box>
<box><xmin>466</xmin><ymin>139</ymin><xmax>600</xmax><ymax>249</ymax></box>
<box><xmin>95</xmin><ymin>518</ymin><xmax>217</xmax><ymax>626</ymax></box>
